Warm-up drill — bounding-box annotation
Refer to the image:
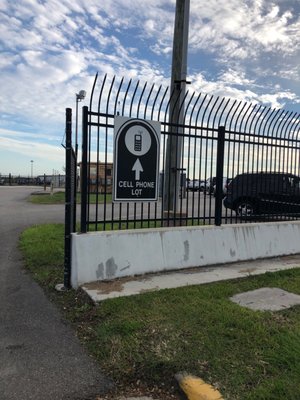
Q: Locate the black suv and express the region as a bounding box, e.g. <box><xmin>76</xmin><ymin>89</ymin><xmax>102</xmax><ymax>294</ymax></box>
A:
<box><xmin>223</xmin><ymin>172</ymin><xmax>300</xmax><ymax>217</ymax></box>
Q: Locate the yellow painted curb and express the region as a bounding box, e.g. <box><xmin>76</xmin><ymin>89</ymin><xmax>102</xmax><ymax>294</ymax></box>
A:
<box><xmin>175</xmin><ymin>372</ymin><xmax>224</xmax><ymax>400</ymax></box>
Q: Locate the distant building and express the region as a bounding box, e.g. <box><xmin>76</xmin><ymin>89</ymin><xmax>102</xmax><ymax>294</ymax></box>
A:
<box><xmin>78</xmin><ymin>162</ymin><xmax>113</xmax><ymax>193</ymax></box>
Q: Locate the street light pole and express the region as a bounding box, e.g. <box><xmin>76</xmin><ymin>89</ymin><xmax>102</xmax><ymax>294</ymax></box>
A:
<box><xmin>30</xmin><ymin>160</ymin><xmax>34</xmax><ymax>179</ymax></box>
<box><xmin>163</xmin><ymin>0</ymin><xmax>190</xmax><ymax>217</ymax></box>
<box><xmin>75</xmin><ymin>90</ymin><xmax>86</xmax><ymax>159</ymax></box>
<box><xmin>74</xmin><ymin>90</ymin><xmax>86</xmax><ymax>227</ymax></box>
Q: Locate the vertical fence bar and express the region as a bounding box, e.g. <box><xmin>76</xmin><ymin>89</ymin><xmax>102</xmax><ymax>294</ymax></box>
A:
<box><xmin>81</xmin><ymin>106</ymin><xmax>88</xmax><ymax>233</ymax></box>
<box><xmin>215</xmin><ymin>126</ymin><xmax>225</xmax><ymax>226</ymax></box>
<box><xmin>72</xmin><ymin>157</ymin><xmax>77</xmax><ymax>231</ymax></box>
<box><xmin>64</xmin><ymin>108</ymin><xmax>73</xmax><ymax>289</ymax></box>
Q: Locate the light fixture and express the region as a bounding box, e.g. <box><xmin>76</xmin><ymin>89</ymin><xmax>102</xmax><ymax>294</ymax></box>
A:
<box><xmin>76</xmin><ymin>90</ymin><xmax>86</xmax><ymax>101</ymax></box>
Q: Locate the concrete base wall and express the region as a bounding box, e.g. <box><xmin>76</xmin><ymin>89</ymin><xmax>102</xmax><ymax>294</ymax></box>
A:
<box><xmin>71</xmin><ymin>221</ymin><xmax>300</xmax><ymax>288</ymax></box>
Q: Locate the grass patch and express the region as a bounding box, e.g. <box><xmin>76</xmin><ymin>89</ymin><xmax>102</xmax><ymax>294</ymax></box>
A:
<box><xmin>19</xmin><ymin>224</ymin><xmax>64</xmax><ymax>287</ymax></box>
<box><xmin>29</xmin><ymin>192</ymin><xmax>112</xmax><ymax>204</ymax></box>
<box><xmin>19</xmin><ymin>223</ymin><xmax>300</xmax><ymax>399</ymax></box>
<box><xmin>29</xmin><ymin>191</ymin><xmax>66</xmax><ymax>204</ymax></box>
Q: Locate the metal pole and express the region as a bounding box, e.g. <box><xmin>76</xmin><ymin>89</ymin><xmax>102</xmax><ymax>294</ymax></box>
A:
<box><xmin>80</xmin><ymin>106</ymin><xmax>88</xmax><ymax>233</ymax></box>
<box><xmin>73</xmin><ymin>96</ymin><xmax>79</xmax><ymax>231</ymax></box>
<box><xmin>75</xmin><ymin>97</ymin><xmax>79</xmax><ymax>159</ymax></box>
<box><xmin>75</xmin><ymin>90</ymin><xmax>86</xmax><ymax>159</ymax></box>
<box><xmin>163</xmin><ymin>0</ymin><xmax>190</xmax><ymax>216</ymax></box>
<box><xmin>215</xmin><ymin>126</ymin><xmax>225</xmax><ymax>226</ymax></box>
<box><xmin>74</xmin><ymin>91</ymin><xmax>85</xmax><ymax>231</ymax></box>
<box><xmin>64</xmin><ymin>108</ymin><xmax>72</xmax><ymax>289</ymax></box>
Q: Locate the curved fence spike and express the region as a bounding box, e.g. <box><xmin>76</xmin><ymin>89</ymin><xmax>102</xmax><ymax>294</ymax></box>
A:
<box><xmin>89</xmin><ymin>72</ymin><xmax>98</xmax><ymax>112</ymax></box>
<box><xmin>89</xmin><ymin>74</ymin><xmax>299</xmax><ymax>141</ymax></box>
<box><xmin>114</xmin><ymin>77</ymin><xmax>124</xmax><ymax>116</ymax></box>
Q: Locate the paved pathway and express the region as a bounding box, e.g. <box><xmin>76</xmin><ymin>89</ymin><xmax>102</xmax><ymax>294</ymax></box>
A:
<box><xmin>83</xmin><ymin>254</ymin><xmax>300</xmax><ymax>302</ymax></box>
<box><xmin>0</xmin><ymin>186</ymin><xmax>113</xmax><ymax>400</ymax></box>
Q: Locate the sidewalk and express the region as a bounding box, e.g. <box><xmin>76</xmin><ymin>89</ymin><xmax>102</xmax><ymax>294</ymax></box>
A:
<box><xmin>82</xmin><ymin>254</ymin><xmax>300</xmax><ymax>302</ymax></box>
<box><xmin>0</xmin><ymin>187</ymin><xmax>112</xmax><ymax>400</ymax></box>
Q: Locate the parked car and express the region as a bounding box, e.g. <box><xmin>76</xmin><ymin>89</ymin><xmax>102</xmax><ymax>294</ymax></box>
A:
<box><xmin>187</xmin><ymin>179</ymin><xmax>205</xmax><ymax>192</ymax></box>
<box><xmin>213</xmin><ymin>178</ymin><xmax>232</xmax><ymax>198</ymax></box>
<box><xmin>223</xmin><ymin>172</ymin><xmax>300</xmax><ymax>217</ymax></box>
<box><xmin>205</xmin><ymin>177</ymin><xmax>216</xmax><ymax>194</ymax></box>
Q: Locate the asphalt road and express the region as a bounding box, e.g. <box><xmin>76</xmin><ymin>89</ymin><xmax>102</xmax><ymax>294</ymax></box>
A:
<box><xmin>0</xmin><ymin>186</ymin><xmax>113</xmax><ymax>400</ymax></box>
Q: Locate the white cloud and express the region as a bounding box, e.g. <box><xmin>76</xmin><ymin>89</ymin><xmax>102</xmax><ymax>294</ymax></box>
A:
<box><xmin>189</xmin><ymin>0</ymin><xmax>300</xmax><ymax>60</ymax></box>
<box><xmin>0</xmin><ymin>127</ymin><xmax>59</xmax><ymax>142</ymax></box>
<box><xmin>190</xmin><ymin>70</ymin><xmax>299</xmax><ymax>110</ymax></box>
<box><xmin>0</xmin><ymin>0</ymin><xmax>299</xmax><ymax>176</ymax></box>
<box><xmin>0</xmin><ymin>136</ymin><xmax>62</xmax><ymax>160</ymax></box>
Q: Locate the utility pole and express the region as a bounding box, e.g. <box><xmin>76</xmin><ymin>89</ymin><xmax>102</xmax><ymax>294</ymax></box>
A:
<box><xmin>163</xmin><ymin>0</ymin><xmax>190</xmax><ymax>217</ymax></box>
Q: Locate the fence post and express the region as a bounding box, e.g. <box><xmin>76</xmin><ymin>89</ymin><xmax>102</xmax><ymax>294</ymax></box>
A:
<box><xmin>64</xmin><ymin>108</ymin><xmax>73</xmax><ymax>289</ymax></box>
<box><xmin>80</xmin><ymin>106</ymin><xmax>88</xmax><ymax>233</ymax></box>
<box><xmin>215</xmin><ymin>126</ymin><xmax>225</xmax><ymax>226</ymax></box>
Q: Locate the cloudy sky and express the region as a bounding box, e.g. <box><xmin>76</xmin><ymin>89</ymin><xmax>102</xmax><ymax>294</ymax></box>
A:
<box><xmin>0</xmin><ymin>0</ymin><xmax>299</xmax><ymax>176</ymax></box>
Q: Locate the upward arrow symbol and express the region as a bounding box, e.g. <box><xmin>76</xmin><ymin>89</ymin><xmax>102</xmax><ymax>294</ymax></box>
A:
<box><xmin>132</xmin><ymin>158</ymin><xmax>143</xmax><ymax>180</ymax></box>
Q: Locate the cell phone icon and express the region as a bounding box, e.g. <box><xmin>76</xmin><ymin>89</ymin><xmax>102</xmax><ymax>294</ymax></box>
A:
<box><xmin>134</xmin><ymin>133</ymin><xmax>142</xmax><ymax>151</ymax></box>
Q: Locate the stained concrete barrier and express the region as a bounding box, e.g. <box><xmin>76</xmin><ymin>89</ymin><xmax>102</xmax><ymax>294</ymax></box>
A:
<box><xmin>71</xmin><ymin>221</ymin><xmax>300</xmax><ymax>288</ymax></box>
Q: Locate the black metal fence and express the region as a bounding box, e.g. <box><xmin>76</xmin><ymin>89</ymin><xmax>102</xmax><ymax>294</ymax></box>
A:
<box><xmin>79</xmin><ymin>74</ymin><xmax>300</xmax><ymax>232</ymax></box>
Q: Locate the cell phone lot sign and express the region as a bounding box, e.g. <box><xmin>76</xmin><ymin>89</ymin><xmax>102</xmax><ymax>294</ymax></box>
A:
<box><xmin>113</xmin><ymin>116</ymin><xmax>160</xmax><ymax>202</ymax></box>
